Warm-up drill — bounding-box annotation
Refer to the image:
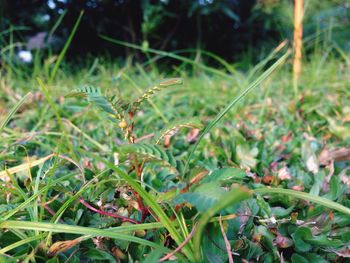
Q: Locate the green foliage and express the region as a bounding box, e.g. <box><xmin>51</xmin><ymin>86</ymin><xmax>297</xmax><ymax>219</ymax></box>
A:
<box><xmin>1</xmin><ymin>17</ymin><xmax>350</xmax><ymax>262</ymax></box>
<box><xmin>68</xmin><ymin>85</ymin><xmax>124</xmax><ymax>119</ymax></box>
<box><xmin>201</xmin><ymin>167</ymin><xmax>246</xmax><ymax>183</ymax></box>
<box><xmin>118</xmin><ymin>143</ymin><xmax>177</xmax><ymax>168</ymax></box>
<box><xmin>177</xmin><ymin>182</ymin><xmax>226</xmax><ymax>212</ymax></box>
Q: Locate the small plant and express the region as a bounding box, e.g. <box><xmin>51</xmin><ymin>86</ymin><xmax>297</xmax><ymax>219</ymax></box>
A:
<box><xmin>1</xmin><ymin>47</ymin><xmax>350</xmax><ymax>263</ymax></box>
<box><xmin>64</xmin><ymin>57</ymin><xmax>350</xmax><ymax>262</ymax></box>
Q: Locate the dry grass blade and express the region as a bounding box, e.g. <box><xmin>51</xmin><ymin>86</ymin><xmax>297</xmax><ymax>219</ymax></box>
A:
<box><xmin>48</xmin><ymin>236</ymin><xmax>88</xmax><ymax>256</ymax></box>
<box><xmin>0</xmin><ymin>153</ymin><xmax>54</xmax><ymax>182</ymax></box>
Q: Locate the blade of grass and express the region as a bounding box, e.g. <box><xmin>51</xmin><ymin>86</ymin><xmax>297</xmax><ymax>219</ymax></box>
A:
<box><xmin>247</xmin><ymin>40</ymin><xmax>288</xmax><ymax>81</ymax></box>
<box><xmin>1</xmin><ymin>172</ymin><xmax>76</xmax><ymax>220</ymax></box>
<box><xmin>49</xmin><ymin>11</ymin><xmax>83</xmax><ymax>82</ymax></box>
<box><xmin>48</xmin><ymin>9</ymin><xmax>67</xmax><ymax>41</ymax></box>
<box><xmin>0</xmin><ymin>92</ymin><xmax>31</xmax><ymax>133</ymax></box>
<box><xmin>0</xmin><ymin>234</ymin><xmax>45</xmax><ymax>254</ymax></box>
<box><xmin>193</xmin><ymin>186</ymin><xmax>252</xmax><ymax>261</ymax></box>
<box><xmin>37</xmin><ymin>78</ymin><xmax>78</xmax><ymax>160</ymax></box>
<box><xmin>183</xmin><ymin>51</ymin><xmax>290</xmax><ymax>175</ymax></box>
<box><xmin>62</xmin><ymin>118</ymin><xmax>109</xmax><ymax>152</ymax></box>
<box><xmin>0</xmin><ymin>221</ymin><xmax>170</xmax><ymax>252</ymax></box>
<box><xmin>100</xmin><ymin>35</ymin><xmax>233</xmax><ymax>79</ymax></box>
<box><xmin>254</xmin><ymin>188</ymin><xmax>350</xmax><ymax>216</ymax></box>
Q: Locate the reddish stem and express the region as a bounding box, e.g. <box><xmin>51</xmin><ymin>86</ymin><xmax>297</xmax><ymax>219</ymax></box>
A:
<box><xmin>43</xmin><ymin>203</ymin><xmax>65</xmax><ymax>224</ymax></box>
<box><xmin>133</xmin><ymin>191</ymin><xmax>148</xmax><ymax>222</ymax></box>
<box><xmin>79</xmin><ymin>197</ymin><xmax>140</xmax><ymax>224</ymax></box>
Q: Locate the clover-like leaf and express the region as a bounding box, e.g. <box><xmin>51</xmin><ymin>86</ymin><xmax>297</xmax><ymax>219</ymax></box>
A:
<box><xmin>292</xmin><ymin>227</ymin><xmax>313</xmax><ymax>252</ymax></box>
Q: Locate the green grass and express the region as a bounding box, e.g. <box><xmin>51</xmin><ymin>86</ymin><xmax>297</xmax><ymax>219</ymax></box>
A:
<box><xmin>0</xmin><ymin>38</ymin><xmax>350</xmax><ymax>263</ymax></box>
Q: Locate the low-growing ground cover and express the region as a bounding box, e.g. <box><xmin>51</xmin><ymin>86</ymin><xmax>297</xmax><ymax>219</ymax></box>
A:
<box><xmin>0</xmin><ymin>42</ymin><xmax>350</xmax><ymax>262</ymax></box>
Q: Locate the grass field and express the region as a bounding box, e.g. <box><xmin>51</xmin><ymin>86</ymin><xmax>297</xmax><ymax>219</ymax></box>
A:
<box><xmin>1</xmin><ymin>37</ymin><xmax>350</xmax><ymax>262</ymax></box>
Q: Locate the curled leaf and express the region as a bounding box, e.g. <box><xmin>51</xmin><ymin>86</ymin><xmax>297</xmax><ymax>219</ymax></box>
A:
<box><xmin>48</xmin><ymin>236</ymin><xmax>86</xmax><ymax>256</ymax></box>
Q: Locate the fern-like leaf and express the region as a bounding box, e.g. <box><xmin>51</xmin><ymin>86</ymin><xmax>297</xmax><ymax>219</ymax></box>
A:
<box><xmin>155</xmin><ymin>118</ymin><xmax>203</xmax><ymax>144</ymax></box>
<box><xmin>118</xmin><ymin>143</ymin><xmax>177</xmax><ymax>168</ymax></box>
<box><xmin>67</xmin><ymin>86</ymin><xmax>123</xmax><ymax>119</ymax></box>
<box><xmin>132</xmin><ymin>78</ymin><xmax>182</xmax><ymax>108</ymax></box>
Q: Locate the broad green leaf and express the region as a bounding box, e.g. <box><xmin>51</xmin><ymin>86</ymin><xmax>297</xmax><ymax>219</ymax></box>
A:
<box><xmin>292</xmin><ymin>227</ymin><xmax>313</xmax><ymax>252</ymax></box>
<box><xmin>85</xmin><ymin>248</ymin><xmax>117</xmax><ymax>262</ymax></box>
<box><xmin>193</xmin><ymin>186</ymin><xmax>252</xmax><ymax>261</ymax></box>
<box><xmin>178</xmin><ymin>182</ymin><xmax>226</xmax><ymax>212</ymax></box>
<box><xmin>255</xmin><ymin>225</ymin><xmax>277</xmax><ymax>254</ymax></box>
<box><xmin>303</xmin><ymin>253</ymin><xmax>328</xmax><ymax>263</ymax></box>
<box><xmin>291</xmin><ymin>253</ymin><xmax>309</xmax><ymax>263</ymax></box>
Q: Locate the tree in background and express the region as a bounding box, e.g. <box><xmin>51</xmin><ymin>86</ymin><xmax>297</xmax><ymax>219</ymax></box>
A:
<box><xmin>1</xmin><ymin>0</ymin><xmax>349</xmax><ymax>62</ymax></box>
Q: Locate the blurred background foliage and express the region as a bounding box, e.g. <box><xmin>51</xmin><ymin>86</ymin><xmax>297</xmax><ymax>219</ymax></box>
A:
<box><xmin>0</xmin><ymin>0</ymin><xmax>350</xmax><ymax>62</ymax></box>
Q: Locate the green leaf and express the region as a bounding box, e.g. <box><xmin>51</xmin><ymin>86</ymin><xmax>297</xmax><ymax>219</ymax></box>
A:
<box><xmin>68</xmin><ymin>86</ymin><xmax>121</xmax><ymax>117</ymax></box>
<box><xmin>256</xmin><ymin>194</ymin><xmax>271</xmax><ymax>217</ymax></box>
<box><xmin>193</xmin><ymin>186</ymin><xmax>252</xmax><ymax>261</ymax></box>
<box><xmin>178</xmin><ymin>182</ymin><xmax>226</xmax><ymax>212</ymax></box>
<box><xmin>255</xmin><ymin>225</ymin><xmax>277</xmax><ymax>254</ymax></box>
<box><xmin>201</xmin><ymin>167</ymin><xmax>246</xmax><ymax>183</ymax></box>
<box><xmin>100</xmin><ymin>35</ymin><xmax>231</xmax><ymax>79</ymax></box>
<box><xmin>81</xmin><ymin>150</ymin><xmax>195</xmax><ymax>261</ymax></box>
<box><xmin>85</xmin><ymin>248</ymin><xmax>117</xmax><ymax>262</ymax></box>
<box><xmin>292</xmin><ymin>227</ymin><xmax>342</xmax><ymax>252</ymax></box>
<box><xmin>303</xmin><ymin>253</ymin><xmax>328</xmax><ymax>263</ymax></box>
<box><xmin>118</xmin><ymin>143</ymin><xmax>177</xmax><ymax>168</ymax></box>
<box><xmin>270</xmin><ymin>205</ymin><xmax>295</xmax><ymax>218</ymax></box>
<box><xmin>292</xmin><ymin>227</ymin><xmax>312</xmax><ymax>252</ymax></box>
<box><xmin>291</xmin><ymin>253</ymin><xmax>309</xmax><ymax>263</ymax></box>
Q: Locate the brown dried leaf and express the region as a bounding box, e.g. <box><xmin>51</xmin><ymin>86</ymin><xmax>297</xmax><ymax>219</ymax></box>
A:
<box><xmin>48</xmin><ymin>237</ymin><xmax>85</xmax><ymax>256</ymax></box>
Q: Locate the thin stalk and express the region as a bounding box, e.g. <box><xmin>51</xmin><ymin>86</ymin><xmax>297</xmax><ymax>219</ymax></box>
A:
<box><xmin>184</xmin><ymin>51</ymin><xmax>290</xmax><ymax>176</ymax></box>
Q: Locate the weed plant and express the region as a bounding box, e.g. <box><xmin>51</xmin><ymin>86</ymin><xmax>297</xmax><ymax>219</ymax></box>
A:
<box><xmin>1</xmin><ymin>18</ymin><xmax>350</xmax><ymax>263</ymax></box>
